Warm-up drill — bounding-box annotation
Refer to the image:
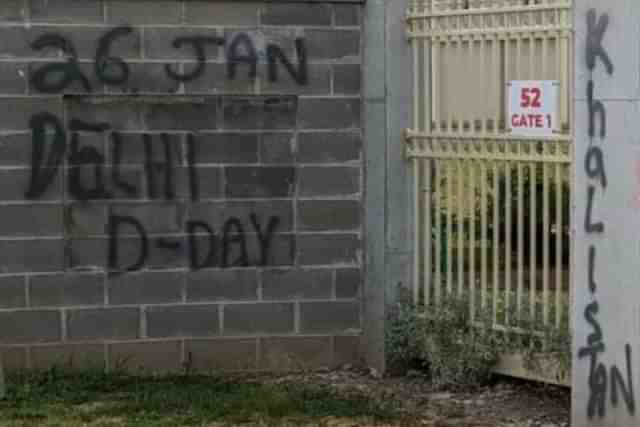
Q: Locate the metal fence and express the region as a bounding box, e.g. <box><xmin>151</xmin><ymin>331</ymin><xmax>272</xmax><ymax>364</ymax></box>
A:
<box><xmin>405</xmin><ymin>0</ymin><xmax>573</xmax><ymax>382</ymax></box>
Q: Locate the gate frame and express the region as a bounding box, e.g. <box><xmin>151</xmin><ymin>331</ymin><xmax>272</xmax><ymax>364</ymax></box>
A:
<box><xmin>404</xmin><ymin>0</ymin><xmax>575</xmax><ymax>385</ymax></box>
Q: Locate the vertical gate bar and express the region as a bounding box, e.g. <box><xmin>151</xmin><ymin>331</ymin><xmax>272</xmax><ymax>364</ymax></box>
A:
<box><xmin>447</xmin><ymin>157</ymin><xmax>454</xmax><ymax>295</ymax></box>
<box><xmin>517</xmin><ymin>143</ymin><xmax>524</xmax><ymax>322</ymax></box>
<box><xmin>434</xmin><ymin>151</ymin><xmax>443</xmax><ymax>305</ymax></box>
<box><xmin>493</xmin><ymin>33</ymin><xmax>500</xmax><ymax>134</ymax></box>
<box><xmin>530</xmin><ymin>143</ymin><xmax>537</xmax><ymax>322</ymax></box>
<box><xmin>515</xmin><ymin>27</ymin><xmax>521</xmax><ymax>81</ymax></box>
<box><xmin>411</xmin><ymin>6</ymin><xmax>421</xmax><ymax>304</ymax></box>
<box><xmin>423</xmin><ymin>11</ymin><xmax>433</xmax><ymax>307</ymax></box>
<box><xmin>469</xmin><ymin>154</ymin><xmax>477</xmax><ymax>319</ymax></box>
<box><xmin>555</xmin><ymin>151</ymin><xmax>564</xmax><ymax>327</ymax></box>
<box><xmin>413</xmin><ymin>154</ymin><xmax>422</xmax><ymax>304</ymax></box>
<box><xmin>543</xmin><ymin>143</ymin><xmax>550</xmax><ymax>326</ymax></box>
<box><xmin>504</xmin><ymin>145</ymin><xmax>512</xmax><ymax>326</ymax></box>
<box><xmin>412</xmin><ymin>5</ymin><xmax>420</xmax><ymax>132</ymax></box>
<box><xmin>541</xmin><ymin>33</ymin><xmax>547</xmax><ymax>83</ymax></box>
<box><xmin>433</xmin><ymin>38</ymin><xmax>440</xmax><ymax>132</ymax></box>
<box><xmin>448</xmin><ymin>38</ymin><xmax>456</xmax><ymax>132</ymax></box>
<box><xmin>425</xmin><ymin>156</ymin><xmax>433</xmax><ymax>307</ymax></box>
<box><xmin>503</xmin><ymin>33</ymin><xmax>509</xmax><ymax>135</ymax></box>
<box><xmin>479</xmin><ymin>36</ymin><xmax>486</xmax><ymax>134</ymax></box>
<box><xmin>557</xmin><ymin>8</ymin><xmax>566</xmax><ymax>129</ymax></box>
<box><xmin>457</xmin><ymin>154</ymin><xmax>465</xmax><ymax>297</ymax></box>
<box><xmin>481</xmin><ymin>157</ymin><xmax>488</xmax><ymax>310</ymax></box>
<box><xmin>492</xmin><ymin>154</ymin><xmax>500</xmax><ymax>326</ymax></box>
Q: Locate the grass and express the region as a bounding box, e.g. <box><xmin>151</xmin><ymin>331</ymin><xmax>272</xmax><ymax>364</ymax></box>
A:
<box><xmin>0</xmin><ymin>369</ymin><xmax>400</xmax><ymax>426</ymax></box>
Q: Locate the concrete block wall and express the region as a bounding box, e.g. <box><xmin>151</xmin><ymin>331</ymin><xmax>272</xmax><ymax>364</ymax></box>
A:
<box><xmin>0</xmin><ymin>0</ymin><xmax>363</xmax><ymax>373</ymax></box>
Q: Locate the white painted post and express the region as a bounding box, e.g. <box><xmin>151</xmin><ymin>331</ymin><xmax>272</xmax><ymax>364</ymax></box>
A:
<box><xmin>573</xmin><ymin>1</ymin><xmax>640</xmax><ymax>425</ymax></box>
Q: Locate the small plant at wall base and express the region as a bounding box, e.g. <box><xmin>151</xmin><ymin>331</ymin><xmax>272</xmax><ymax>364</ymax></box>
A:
<box><xmin>385</xmin><ymin>291</ymin><xmax>571</xmax><ymax>387</ymax></box>
<box><xmin>386</xmin><ymin>292</ymin><xmax>504</xmax><ymax>387</ymax></box>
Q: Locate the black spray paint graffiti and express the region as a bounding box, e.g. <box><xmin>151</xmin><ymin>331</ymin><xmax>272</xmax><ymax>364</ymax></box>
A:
<box><xmin>26</xmin><ymin>113</ymin><xmax>190</xmax><ymax>203</ymax></box>
<box><xmin>577</xmin><ymin>9</ymin><xmax>636</xmax><ymax>419</ymax></box>
<box><xmin>30</xmin><ymin>26</ymin><xmax>308</xmax><ymax>93</ymax></box>
<box><xmin>25</xmin><ymin>113</ymin><xmax>284</xmax><ymax>274</ymax></box>
<box><xmin>108</xmin><ymin>213</ymin><xmax>281</xmax><ymax>275</ymax></box>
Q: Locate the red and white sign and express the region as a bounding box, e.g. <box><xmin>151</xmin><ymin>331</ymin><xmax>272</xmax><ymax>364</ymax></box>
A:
<box><xmin>507</xmin><ymin>80</ymin><xmax>559</xmax><ymax>137</ymax></box>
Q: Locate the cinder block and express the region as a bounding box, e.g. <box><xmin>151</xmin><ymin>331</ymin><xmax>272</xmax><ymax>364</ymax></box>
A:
<box><xmin>111</xmin><ymin>236</ymin><xmax>188</xmax><ymax>271</ymax></box>
<box><xmin>30</xmin><ymin>273</ymin><xmax>104</xmax><ymax>307</ymax></box>
<box><xmin>305</xmin><ymin>30</ymin><xmax>360</xmax><ymax>60</ymax></box>
<box><xmin>221</xmin><ymin>96</ymin><xmax>297</xmax><ymax>130</ymax></box>
<box><xmin>260</xmin><ymin>337</ymin><xmax>332</xmax><ymax>371</ymax></box>
<box><xmin>66</xmin><ymin>99</ymin><xmax>143</xmax><ymax>131</ymax></box>
<box><xmin>144</xmin><ymin>28</ymin><xmax>221</xmax><ymax>60</ymax></box>
<box><xmin>299</xmin><ymin>301</ymin><xmax>360</xmax><ymax>333</ymax></box>
<box><xmin>297</xmin><ymin>200</ymin><xmax>360</xmax><ymax>231</ymax></box>
<box><xmin>261</xmin><ymin>269</ymin><xmax>332</xmax><ymax>300</ymax></box>
<box><xmin>185</xmin><ymin>2</ymin><xmax>259</xmax><ymax>26</ymax></box>
<box><xmin>29</xmin><ymin>61</ymin><xmax>104</xmax><ymax>95</ymax></box>
<box><xmin>186</xmin><ymin>269</ymin><xmax>258</xmax><ymax>302</ymax></box>
<box><xmin>0</xmin><ymin>169</ymin><xmax>62</xmax><ymax>202</ymax></box>
<box><xmin>297</xmin><ymin>166</ymin><xmax>360</xmax><ymax>197</ymax></box>
<box><xmin>262</xmin><ymin>3</ymin><xmax>331</xmax><ymax>26</ymax></box>
<box><xmin>108</xmin><ymin>271</ymin><xmax>183</xmax><ymax>305</ymax></box>
<box><xmin>192</xmin><ymin>166</ymin><xmax>224</xmax><ymax>200</ymax></box>
<box><xmin>146</xmin><ymin>304</ymin><xmax>219</xmax><ymax>338</ymax></box>
<box><xmin>299</xmin><ymin>98</ymin><xmax>360</xmax><ymax>130</ymax></box>
<box><xmin>67</xmin><ymin>238</ymin><xmax>107</xmax><ymax>270</ymax></box>
<box><xmin>245</xmin><ymin>234</ymin><xmax>295</xmax><ymax>267</ymax></box>
<box><xmin>107</xmin><ymin>1</ymin><xmax>183</xmax><ymax>25</ymax></box>
<box><xmin>67</xmin><ymin>307</ymin><xmax>139</xmax><ymax>341</ymax></box>
<box><xmin>333</xmin><ymin>64</ymin><xmax>361</xmax><ymax>94</ymax></box>
<box><xmin>297</xmin><ymin>234</ymin><xmax>360</xmax><ymax>266</ymax></box>
<box><xmin>0</xmin><ymin>276</ymin><xmax>26</xmax><ymax>309</ymax></box>
<box><xmin>0</xmin><ymin>239</ymin><xmax>64</xmax><ymax>273</ymax></box>
<box><xmin>189</xmin><ymin>200</ymin><xmax>294</xmax><ymax>232</ymax></box>
<box><xmin>333</xmin><ymin>335</ymin><xmax>362</xmax><ymax>367</ymax></box>
<box><xmin>106</xmin><ymin>63</ymin><xmax>180</xmax><ymax>94</ymax></box>
<box><xmin>143</xmin><ymin>98</ymin><xmax>219</xmax><ymax>131</ymax></box>
<box><xmin>184</xmin><ymin>63</ymin><xmax>257</xmax><ymax>94</ymax></box>
<box><xmin>105</xmin><ymin>132</ymin><xmax>183</xmax><ymax>165</ymax></box>
<box><xmin>260</xmin><ymin>133</ymin><xmax>294</xmax><ymax>164</ymax></box>
<box><xmin>185</xmin><ymin>338</ymin><xmax>257</xmax><ymax>371</ymax></box>
<box><xmin>260</xmin><ymin>64</ymin><xmax>331</xmax><ymax>96</ymax></box>
<box><xmin>30</xmin><ymin>0</ymin><xmax>103</xmax><ymax>23</ymax></box>
<box><xmin>335</xmin><ymin>268</ymin><xmax>361</xmax><ymax>299</ymax></box>
<box><xmin>297</xmin><ymin>132</ymin><xmax>361</xmax><ymax>163</ymax></box>
<box><xmin>29</xmin><ymin>26</ymin><xmax>141</xmax><ymax>61</ymax></box>
<box><xmin>223</xmin><ymin>303</ymin><xmax>294</xmax><ymax>335</ymax></box>
<box><xmin>0</xmin><ymin>310</ymin><xmax>61</xmax><ymax>344</ymax></box>
<box><xmin>0</xmin><ymin>205</ymin><xmax>63</xmax><ymax>237</ymax></box>
<box><xmin>109</xmin><ymin>203</ymin><xmax>185</xmax><ymax>234</ymax></box>
<box><xmin>0</xmin><ymin>97</ymin><xmax>62</xmax><ymax>131</ymax></box>
<box><xmin>31</xmin><ymin>343</ymin><xmax>105</xmax><ymax>371</ymax></box>
<box><xmin>0</xmin><ymin>62</ymin><xmax>28</xmax><ymax>94</ymax></box>
<box><xmin>0</xmin><ymin>1</ymin><xmax>25</xmax><ymax>22</ymax></box>
<box><xmin>65</xmin><ymin>203</ymin><xmax>108</xmax><ymax>237</ymax></box>
<box><xmin>225</xmin><ymin>166</ymin><xmax>295</xmax><ymax>198</ymax></box>
<box><xmin>334</xmin><ymin>4</ymin><xmax>361</xmax><ymax>26</ymax></box>
<box><xmin>0</xmin><ymin>27</ymin><xmax>33</xmax><ymax>59</ymax></box>
<box><xmin>192</xmin><ymin>133</ymin><xmax>259</xmax><ymax>164</ymax></box>
<box><xmin>109</xmin><ymin>340</ymin><xmax>182</xmax><ymax>373</ymax></box>
<box><xmin>0</xmin><ymin>134</ymin><xmax>30</xmax><ymax>166</ymax></box>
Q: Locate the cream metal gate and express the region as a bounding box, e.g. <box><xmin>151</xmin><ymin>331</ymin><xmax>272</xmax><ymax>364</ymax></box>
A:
<box><xmin>406</xmin><ymin>0</ymin><xmax>573</xmax><ymax>382</ymax></box>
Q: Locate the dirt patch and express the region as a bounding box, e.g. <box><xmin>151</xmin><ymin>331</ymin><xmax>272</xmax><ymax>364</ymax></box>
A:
<box><xmin>231</xmin><ymin>368</ymin><xmax>570</xmax><ymax>427</ymax></box>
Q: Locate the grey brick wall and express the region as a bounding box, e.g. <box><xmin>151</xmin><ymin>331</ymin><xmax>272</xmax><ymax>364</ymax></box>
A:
<box><xmin>0</xmin><ymin>0</ymin><xmax>363</xmax><ymax>373</ymax></box>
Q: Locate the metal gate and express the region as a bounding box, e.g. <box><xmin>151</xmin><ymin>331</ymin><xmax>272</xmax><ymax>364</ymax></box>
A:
<box><xmin>405</xmin><ymin>0</ymin><xmax>573</xmax><ymax>381</ymax></box>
